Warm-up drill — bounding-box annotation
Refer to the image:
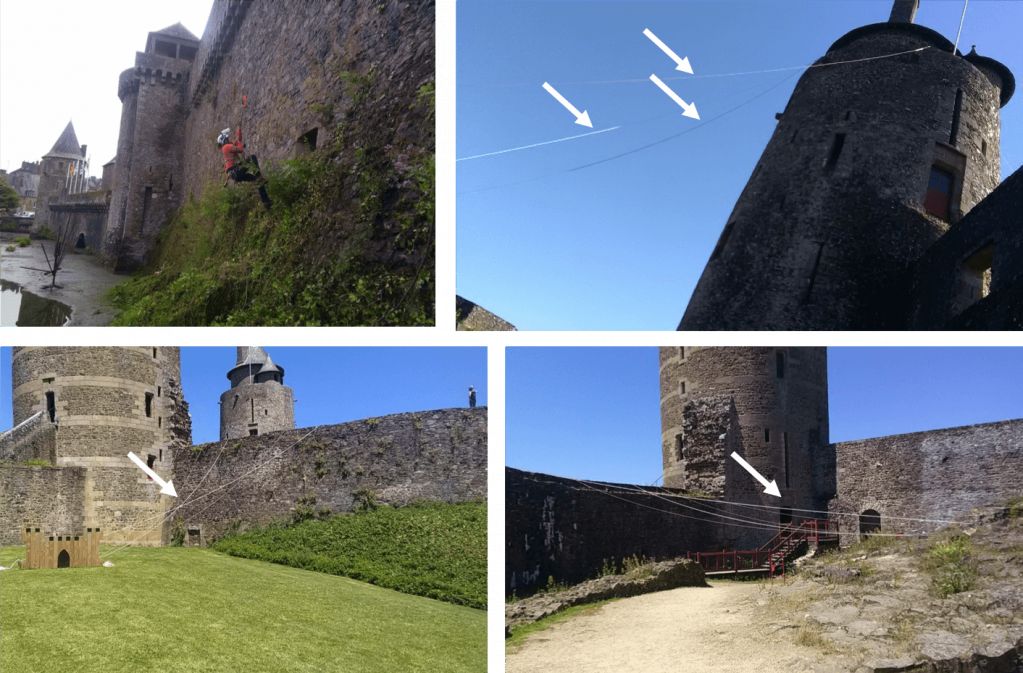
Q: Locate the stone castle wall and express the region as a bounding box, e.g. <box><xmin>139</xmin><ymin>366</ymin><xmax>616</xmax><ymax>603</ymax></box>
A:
<box><xmin>0</xmin><ymin>466</ymin><xmax>86</xmax><ymax>545</ymax></box>
<box><xmin>0</xmin><ymin>412</ymin><xmax>56</xmax><ymax>464</ymax></box>
<box><xmin>505</xmin><ymin>468</ymin><xmax>721</xmax><ymax>596</ymax></box>
<box><xmin>173</xmin><ymin>408</ymin><xmax>487</xmax><ymax>541</ymax></box>
<box><xmin>829</xmin><ymin>419</ymin><xmax>1023</xmax><ymax>543</ymax></box>
<box><xmin>179</xmin><ymin>0</ymin><xmax>435</xmax><ymax>204</ymax></box>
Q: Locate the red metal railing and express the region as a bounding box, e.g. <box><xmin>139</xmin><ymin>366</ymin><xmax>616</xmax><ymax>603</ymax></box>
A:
<box><xmin>687</xmin><ymin>518</ymin><xmax>838</xmax><ymax>577</ymax></box>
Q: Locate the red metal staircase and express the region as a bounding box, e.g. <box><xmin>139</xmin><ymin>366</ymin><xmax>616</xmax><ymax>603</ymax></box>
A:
<box><xmin>686</xmin><ymin>518</ymin><xmax>838</xmax><ymax>577</ymax></box>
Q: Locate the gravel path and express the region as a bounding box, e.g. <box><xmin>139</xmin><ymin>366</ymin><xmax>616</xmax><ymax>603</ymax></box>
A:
<box><xmin>506</xmin><ymin>581</ymin><xmax>820</xmax><ymax>673</ymax></box>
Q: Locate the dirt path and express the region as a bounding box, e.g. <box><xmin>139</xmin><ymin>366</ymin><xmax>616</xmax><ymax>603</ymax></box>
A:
<box><xmin>506</xmin><ymin>581</ymin><xmax>822</xmax><ymax>673</ymax></box>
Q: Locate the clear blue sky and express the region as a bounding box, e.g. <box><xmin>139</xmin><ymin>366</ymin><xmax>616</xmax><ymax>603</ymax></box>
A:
<box><xmin>0</xmin><ymin>348</ymin><xmax>487</xmax><ymax>444</ymax></box>
<box><xmin>506</xmin><ymin>347</ymin><xmax>1023</xmax><ymax>484</ymax></box>
<box><xmin>457</xmin><ymin>0</ymin><xmax>1023</xmax><ymax>330</ymax></box>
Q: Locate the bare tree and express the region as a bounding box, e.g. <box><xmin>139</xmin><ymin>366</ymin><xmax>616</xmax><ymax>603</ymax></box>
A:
<box><xmin>39</xmin><ymin>213</ymin><xmax>78</xmax><ymax>289</ymax></box>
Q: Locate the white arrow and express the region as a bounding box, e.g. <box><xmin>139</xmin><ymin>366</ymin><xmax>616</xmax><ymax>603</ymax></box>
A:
<box><xmin>642</xmin><ymin>28</ymin><xmax>693</xmax><ymax>74</ymax></box>
<box><xmin>127</xmin><ymin>451</ymin><xmax>177</xmax><ymax>497</ymax></box>
<box><xmin>649</xmin><ymin>74</ymin><xmax>700</xmax><ymax>120</ymax></box>
<box><xmin>542</xmin><ymin>82</ymin><xmax>593</xmax><ymax>128</ymax></box>
<box><xmin>730</xmin><ymin>451</ymin><xmax>781</xmax><ymax>497</ymax></box>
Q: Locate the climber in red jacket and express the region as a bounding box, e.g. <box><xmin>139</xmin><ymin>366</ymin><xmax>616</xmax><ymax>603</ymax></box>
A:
<box><xmin>217</xmin><ymin>127</ymin><xmax>271</xmax><ymax>208</ymax></box>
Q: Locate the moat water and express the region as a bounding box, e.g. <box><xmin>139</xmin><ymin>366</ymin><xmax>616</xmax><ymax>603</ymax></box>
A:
<box><xmin>0</xmin><ymin>279</ymin><xmax>72</xmax><ymax>326</ymax></box>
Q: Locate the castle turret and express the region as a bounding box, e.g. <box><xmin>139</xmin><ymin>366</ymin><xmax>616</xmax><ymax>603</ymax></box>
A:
<box><xmin>660</xmin><ymin>347</ymin><xmax>833</xmax><ymax>530</ymax></box>
<box><xmin>34</xmin><ymin>121</ymin><xmax>86</xmax><ymax>233</ymax></box>
<box><xmin>219</xmin><ymin>347</ymin><xmax>296</xmax><ymax>440</ymax></box>
<box><xmin>103</xmin><ymin>23</ymin><xmax>199</xmax><ymax>271</ymax></box>
<box><xmin>680</xmin><ymin>0</ymin><xmax>1014</xmax><ymax>330</ymax></box>
<box><xmin>10</xmin><ymin>347</ymin><xmax>190</xmax><ymax>545</ymax></box>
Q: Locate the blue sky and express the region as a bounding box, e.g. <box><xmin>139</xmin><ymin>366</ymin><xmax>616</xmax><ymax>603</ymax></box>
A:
<box><xmin>506</xmin><ymin>347</ymin><xmax>1023</xmax><ymax>484</ymax></box>
<box><xmin>457</xmin><ymin>0</ymin><xmax>1023</xmax><ymax>330</ymax></box>
<box><xmin>0</xmin><ymin>348</ymin><xmax>487</xmax><ymax>444</ymax></box>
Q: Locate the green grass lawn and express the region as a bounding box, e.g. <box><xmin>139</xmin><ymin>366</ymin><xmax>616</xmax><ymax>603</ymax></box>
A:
<box><xmin>0</xmin><ymin>545</ymin><xmax>484</xmax><ymax>673</ymax></box>
<box><xmin>214</xmin><ymin>502</ymin><xmax>487</xmax><ymax>609</ymax></box>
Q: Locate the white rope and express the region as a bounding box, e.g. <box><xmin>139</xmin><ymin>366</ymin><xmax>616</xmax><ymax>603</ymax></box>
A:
<box><xmin>456</xmin><ymin>126</ymin><xmax>622</xmax><ymax>162</ymax></box>
<box><xmin>953</xmin><ymin>0</ymin><xmax>969</xmax><ymax>54</ymax></box>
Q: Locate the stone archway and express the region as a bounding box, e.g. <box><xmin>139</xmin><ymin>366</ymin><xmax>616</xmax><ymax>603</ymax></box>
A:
<box><xmin>57</xmin><ymin>549</ymin><xmax>70</xmax><ymax>568</ymax></box>
<box><xmin>75</xmin><ymin>233</ymin><xmax>86</xmax><ymax>249</ymax></box>
<box><xmin>859</xmin><ymin>509</ymin><xmax>881</xmax><ymax>537</ymax></box>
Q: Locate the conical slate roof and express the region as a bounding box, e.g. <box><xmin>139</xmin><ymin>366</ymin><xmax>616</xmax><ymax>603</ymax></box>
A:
<box><xmin>44</xmin><ymin>121</ymin><xmax>84</xmax><ymax>160</ymax></box>
<box><xmin>153</xmin><ymin>22</ymin><xmax>200</xmax><ymax>41</ymax></box>
<box><xmin>260</xmin><ymin>354</ymin><xmax>282</xmax><ymax>374</ymax></box>
<box><xmin>236</xmin><ymin>347</ymin><xmax>269</xmax><ymax>366</ymax></box>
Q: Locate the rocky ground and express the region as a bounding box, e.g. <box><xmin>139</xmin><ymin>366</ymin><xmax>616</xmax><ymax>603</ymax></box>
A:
<box><xmin>757</xmin><ymin>504</ymin><xmax>1023</xmax><ymax>672</ymax></box>
<box><xmin>506</xmin><ymin>504</ymin><xmax>1023</xmax><ymax>673</ymax></box>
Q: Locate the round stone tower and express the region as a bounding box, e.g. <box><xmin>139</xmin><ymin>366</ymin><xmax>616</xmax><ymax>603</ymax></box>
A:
<box><xmin>680</xmin><ymin>0</ymin><xmax>1014</xmax><ymax>330</ymax></box>
<box><xmin>660</xmin><ymin>347</ymin><xmax>833</xmax><ymax>516</ymax></box>
<box><xmin>219</xmin><ymin>347</ymin><xmax>296</xmax><ymax>440</ymax></box>
<box><xmin>34</xmin><ymin>121</ymin><xmax>86</xmax><ymax>234</ymax></box>
<box><xmin>103</xmin><ymin>23</ymin><xmax>199</xmax><ymax>271</ymax></box>
<box><xmin>10</xmin><ymin>347</ymin><xmax>189</xmax><ymax>545</ymax></box>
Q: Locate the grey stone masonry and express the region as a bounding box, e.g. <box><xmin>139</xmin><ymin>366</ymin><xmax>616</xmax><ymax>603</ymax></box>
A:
<box><xmin>679</xmin><ymin>3</ymin><xmax>1013</xmax><ymax>330</ymax></box>
<box><xmin>174</xmin><ymin>408</ymin><xmax>488</xmax><ymax>542</ymax></box>
<box><xmin>829</xmin><ymin>419</ymin><xmax>1023</xmax><ymax>544</ymax></box>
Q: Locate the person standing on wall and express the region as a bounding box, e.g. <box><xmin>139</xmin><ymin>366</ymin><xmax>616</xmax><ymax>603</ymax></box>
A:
<box><xmin>217</xmin><ymin>127</ymin><xmax>271</xmax><ymax>209</ymax></box>
<box><xmin>468</xmin><ymin>386</ymin><xmax>477</xmax><ymax>409</ymax></box>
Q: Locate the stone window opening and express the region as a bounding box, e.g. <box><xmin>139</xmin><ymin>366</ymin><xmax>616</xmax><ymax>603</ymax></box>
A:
<box><xmin>710</xmin><ymin>221</ymin><xmax>735</xmax><ymax>261</ymax></box>
<box><xmin>952</xmin><ymin>243</ymin><xmax>994</xmax><ymax>313</ymax></box>
<box><xmin>776</xmin><ymin>351</ymin><xmax>786</xmax><ymax>378</ymax></box>
<box><xmin>157</xmin><ymin>386</ymin><xmax>161</xmax><ymax>397</ymax></box>
<box><xmin>158</xmin><ymin>417</ymin><xmax>162</xmax><ymax>428</ymax></box>
<box><xmin>232</xmin><ymin>394</ymin><xmax>239</xmax><ymax>409</ymax></box>
<box><xmin>179</xmin><ymin>45</ymin><xmax>197</xmax><ymax>61</ymax></box>
<box><xmin>924</xmin><ymin>165</ymin><xmax>956</xmax><ymax>221</ymax></box>
<box><xmin>982</xmin><ymin>140</ymin><xmax>988</xmax><ymax>156</ymax></box>
<box><xmin>949</xmin><ymin>89</ymin><xmax>963</xmax><ymax>146</ymax></box>
<box><xmin>679</xmin><ymin>381</ymin><xmax>686</xmax><ymax>395</ymax></box>
<box><xmin>296</xmin><ymin>128</ymin><xmax>319</xmax><ymax>155</ymax></box>
<box><xmin>859</xmin><ymin>509</ymin><xmax>882</xmax><ymax>537</ymax></box>
<box><xmin>764</xmin><ymin>428</ymin><xmax>771</xmax><ymax>443</ymax></box>
<box><xmin>146</xmin><ymin>454</ymin><xmax>157</xmax><ymax>481</ymax></box>
<box><xmin>152</xmin><ymin>348</ymin><xmax>157</xmax><ymax>358</ymax></box>
<box><xmin>783</xmin><ymin>432</ymin><xmax>790</xmax><ymax>487</ymax></box>
<box><xmin>824</xmin><ymin>133</ymin><xmax>846</xmax><ymax>172</ymax></box>
<box><xmin>145</xmin><ymin>392</ymin><xmax>154</xmax><ymax>418</ymax></box>
<box><xmin>249</xmin><ymin>428</ymin><xmax>258</xmax><ymax>437</ymax></box>
<box><xmin>678</xmin><ymin>346</ymin><xmax>686</xmax><ymax>361</ymax></box>
<box><xmin>45</xmin><ymin>391</ymin><xmax>56</xmax><ymax>422</ymax></box>
<box><xmin>675</xmin><ymin>434</ymin><xmax>684</xmax><ymax>462</ymax></box>
<box><xmin>780</xmin><ymin>508</ymin><xmax>793</xmax><ymax>525</ymax></box>
<box><xmin>250</xmin><ymin>398</ymin><xmax>255</xmax><ymax>423</ymax></box>
<box><xmin>154</xmin><ymin>40</ymin><xmax>177</xmax><ymax>58</ymax></box>
<box><xmin>159</xmin><ymin>449</ymin><xmax>163</xmax><ymax>462</ymax></box>
<box><xmin>187</xmin><ymin>528</ymin><xmax>201</xmax><ymax>545</ymax></box>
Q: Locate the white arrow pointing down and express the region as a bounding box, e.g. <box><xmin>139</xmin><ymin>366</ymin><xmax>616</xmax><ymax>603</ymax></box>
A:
<box><xmin>649</xmin><ymin>73</ymin><xmax>700</xmax><ymax>120</ymax></box>
<box><xmin>730</xmin><ymin>451</ymin><xmax>781</xmax><ymax>497</ymax></box>
<box><xmin>542</xmin><ymin>81</ymin><xmax>593</xmax><ymax>128</ymax></box>
<box><xmin>128</xmin><ymin>451</ymin><xmax>177</xmax><ymax>497</ymax></box>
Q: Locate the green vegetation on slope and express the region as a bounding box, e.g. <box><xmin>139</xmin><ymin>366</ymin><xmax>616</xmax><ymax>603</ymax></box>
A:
<box><xmin>214</xmin><ymin>502</ymin><xmax>487</xmax><ymax>609</ymax></box>
<box><xmin>109</xmin><ymin>77</ymin><xmax>434</xmax><ymax>326</ymax></box>
<box><xmin>0</xmin><ymin>546</ymin><xmax>483</xmax><ymax>673</ymax></box>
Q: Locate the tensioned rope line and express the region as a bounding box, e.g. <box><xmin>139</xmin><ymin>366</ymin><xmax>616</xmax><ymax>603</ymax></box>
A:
<box><xmin>455</xmin><ymin>46</ymin><xmax>931</xmax><ymax>165</ymax></box>
<box><xmin>663</xmin><ymin>492</ymin><xmax>967</xmax><ymax>525</ymax></box>
<box><xmin>578</xmin><ymin>478</ymin><xmax>787</xmax><ymax>530</ymax></box>
<box><xmin>953</xmin><ymin>0</ymin><xmax>969</xmax><ymax>55</ymax></box>
<box><xmin>570</xmin><ymin>477</ymin><xmax>926</xmax><ymax>538</ymax></box>
<box><xmin>103</xmin><ymin>427</ymin><xmax>321</xmax><ymax>557</ymax></box>
<box><xmin>457</xmin><ymin>126</ymin><xmax>622</xmax><ymax>162</ymax></box>
<box><xmin>606</xmin><ymin>477</ymin><xmax>966</xmax><ymax>526</ymax></box>
<box><xmin>457</xmin><ymin>71</ymin><xmax>796</xmax><ymax>195</ymax></box>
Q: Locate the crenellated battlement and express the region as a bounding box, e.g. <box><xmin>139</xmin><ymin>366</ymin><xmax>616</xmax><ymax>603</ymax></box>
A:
<box><xmin>22</xmin><ymin>526</ymin><xmax>101</xmax><ymax>569</ymax></box>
